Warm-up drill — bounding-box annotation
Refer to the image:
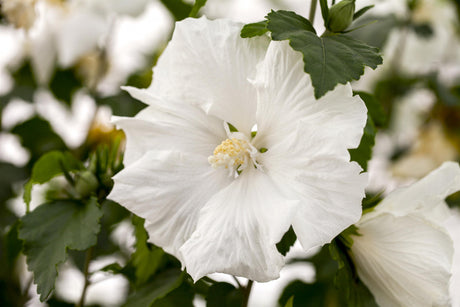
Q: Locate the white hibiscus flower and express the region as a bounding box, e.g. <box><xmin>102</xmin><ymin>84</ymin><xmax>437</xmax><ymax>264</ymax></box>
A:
<box><xmin>351</xmin><ymin>162</ymin><xmax>459</xmax><ymax>307</ymax></box>
<box><xmin>109</xmin><ymin>16</ymin><xmax>368</xmax><ymax>282</ymax></box>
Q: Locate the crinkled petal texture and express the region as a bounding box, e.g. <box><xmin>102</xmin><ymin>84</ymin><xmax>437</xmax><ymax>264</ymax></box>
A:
<box><xmin>149</xmin><ymin>16</ymin><xmax>269</xmax><ymax>135</ymax></box>
<box><xmin>110</xmin><ymin>17</ymin><xmax>368</xmax><ymax>282</ymax></box>
<box><xmin>253</xmin><ymin>41</ymin><xmax>368</xmax><ymax>252</ymax></box>
<box><xmin>351</xmin><ymin>162</ymin><xmax>460</xmax><ymax>307</ymax></box>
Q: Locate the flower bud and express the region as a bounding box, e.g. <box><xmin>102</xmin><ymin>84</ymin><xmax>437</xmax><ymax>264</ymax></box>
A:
<box><xmin>74</xmin><ymin>170</ymin><xmax>99</xmax><ymax>198</ymax></box>
<box><xmin>326</xmin><ymin>0</ymin><xmax>355</xmax><ymax>33</ymax></box>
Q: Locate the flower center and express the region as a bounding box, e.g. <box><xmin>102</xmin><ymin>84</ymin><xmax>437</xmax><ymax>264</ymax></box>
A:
<box><xmin>208</xmin><ymin>138</ymin><xmax>251</xmax><ymax>172</ymax></box>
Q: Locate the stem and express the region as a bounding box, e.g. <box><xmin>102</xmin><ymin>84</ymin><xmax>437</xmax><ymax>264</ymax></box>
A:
<box><xmin>232</xmin><ymin>276</ymin><xmax>242</xmax><ymax>288</ymax></box>
<box><xmin>241</xmin><ymin>280</ymin><xmax>254</xmax><ymax>307</ymax></box>
<box><xmin>78</xmin><ymin>247</ymin><xmax>93</xmax><ymax>307</ymax></box>
<box><xmin>309</xmin><ymin>0</ymin><xmax>318</xmax><ymax>24</ymax></box>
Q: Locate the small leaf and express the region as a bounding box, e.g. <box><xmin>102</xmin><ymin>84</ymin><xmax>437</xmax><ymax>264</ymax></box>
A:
<box><xmin>240</xmin><ymin>21</ymin><xmax>268</xmax><ymax>38</ymax></box>
<box><xmin>206</xmin><ymin>282</ymin><xmax>243</xmax><ymax>307</ymax></box>
<box><xmin>276</xmin><ymin>226</ymin><xmax>297</xmax><ymax>256</ymax></box>
<box><xmin>19</xmin><ymin>198</ymin><xmax>102</xmax><ymax>301</ymax></box>
<box><xmin>23</xmin><ymin>151</ymin><xmax>84</xmax><ymax>205</ymax></box>
<box><xmin>123</xmin><ymin>269</ymin><xmax>184</xmax><ymax>307</ymax></box>
<box><xmin>267</xmin><ymin>10</ymin><xmax>382</xmax><ymax>98</ymax></box>
<box><xmin>284</xmin><ymin>296</ymin><xmax>294</xmax><ymax>307</ymax></box>
<box><xmin>267</xmin><ymin>10</ymin><xmax>316</xmax><ymax>40</ymax></box>
<box><xmin>189</xmin><ymin>0</ymin><xmax>207</xmax><ymax>17</ymax></box>
<box><xmin>152</xmin><ymin>282</ymin><xmax>194</xmax><ymax>307</ymax></box>
<box><xmin>353</xmin><ymin>5</ymin><xmax>374</xmax><ymax>20</ymax></box>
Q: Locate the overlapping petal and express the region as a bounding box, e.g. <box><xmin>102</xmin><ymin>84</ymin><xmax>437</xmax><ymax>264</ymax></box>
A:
<box><xmin>352</xmin><ymin>213</ymin><xmax>453</xmax><ymax>307</ymax></box>
<box><xmin>252</xmin><ymin>41</ymin><xmax>368</xmax><ymax>252</ymax></box>
<box><xmin>148</xmin><ymin>16</ymin><xmax>269</xmax><ymax>135</ymax></box>
<box><xmin>115</xmin><ymin>87</ymin><xmax>226</xmax><ymax>165</ymax></box>
<box><xmin>180</xmin><ymin>167</ymin><xmax>298</xmax><ymax>282</ymax></box>
<box><xmin>351</xmin><ymin>162</ymin><xmax>460</xmax><ymax>307</ymax></box>
<box><xmin>109</xmin><ymin>150</ymin><xmax>233</xmax><ymax>259</ymax></box>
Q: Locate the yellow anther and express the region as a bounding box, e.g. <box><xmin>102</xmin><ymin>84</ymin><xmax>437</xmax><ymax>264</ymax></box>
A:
<box><xmin>208</xmin><ymin>137</ymin><xmax>251</xmax><ymax>173</ymax></box>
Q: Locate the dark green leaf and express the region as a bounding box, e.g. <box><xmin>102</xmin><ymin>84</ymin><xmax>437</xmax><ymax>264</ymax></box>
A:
<box><xmin>240</xmin><ymin>21</ymin><xmax>268</xmax><ymax>38</ymax></box>
<box><xmin>329</xmin><ymin>240</ymin><xmax>377</xmax><ymax>307</ymax></box>
<box><xmin>267</xmin><ymin>10</ymin><xmax>316</xmax><ymax>40</ymax></box>
<box><xmin>353</xmin><ymin>5</ymin><xmax>374</xmax><ymax>20</ymax></box>
<box><xmin>23</xmin><ymin>151</ymin><xmax>84</xmax><ymax>205</ymax></box>
<box><xmin>159</xmin><ymin>0</ymin><xmax>193</xmax><ymax>20</ymax></box>
<box><xmin>206</xmin><ymin>282</ymin><xmax>243</xmax><ymax>307</ymax></box>
<box><xmin>354</xmin><ymin>91</ymin><xmax>386</xmax><ymax>126</ymax></box>
<box><xmin>96</xmin><ymin>92</ymin><xmax>146</xmax><ymax>117</ymax></box>
<box><xmin>349</xmin><ymin>116</ymin><xmax>376</xmax><ymax>171</ymax></box>
<box><xmin>267</xmin><ymin>11</ymin><xmax>382</xmax><ymax>98</ymax></box>
<box><xmin>338</xmin><ymin>225</ymin><xmax>360</xmax><ymax>249</ymax></box>
<box><xmin>123</xmin><ymin>269</ymin><xmax>184</xmax><ymax>307</ymax></box>
<box><xmin>189</xmin><ymin>0</ymin><xmax>207</xmax><ymax>17</ymax></box>
<box><xmin>19</xmin><ymin>198</ymin><xmax>102</xmax><ymax>301</ymax></box>
<box><xmin>48</xmin><ymin>68</ymin><xmax>82</xmax><ymax>105</ymax></box>
<box><xmin>276</xmin><ymin>226</ymin><xmax>297</xmax><ymax>256</ymax></box>
<box><xmin>11</xmin><ymin>117</ymin><xmax>67</xmax><ymax>163</ymax></box>
<box><xmin>131</xmin><ymin>215</ymin><xmax>165</xmax><ymax>285</ymax></box>
<box><xmin>152</xmin><ymin>282</ymin><xmax>194</xmax><ymax>307</ymax></box>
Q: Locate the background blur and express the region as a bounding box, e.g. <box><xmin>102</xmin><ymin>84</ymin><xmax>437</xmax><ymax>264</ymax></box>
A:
<box><xmin>1</xmin><ymin>0</ymin><xmax>460</xmax><ymax>306</ymax></box>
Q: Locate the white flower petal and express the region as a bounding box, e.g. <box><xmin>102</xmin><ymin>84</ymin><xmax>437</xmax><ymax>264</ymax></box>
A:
<box><xmin>116</xmin><ymin>87</ymin><xmax>226</xmax><ymax>165</ymax></box>
<box><xmin>372</xmin><ymin>162</ymin><xmax>460</xmax><ymax>224</ymax></box>
<box><xmin>257</xmin><ymin>121</ymin><xmax>367</xmax><ymax>252</ymax></box>
<box><xmin>352</xmin><ymin>213</ymin><xmax>453</xmax><ymax>307</ymax></box>
<box><xmin>180</xmin><ymin>167</ymin><xmax>299</xmax><ymax>282</ymax></box>
<box><xmin>148</xmin><ymin>16</ymin><xmax>269</xmax><ymax>135</ymax></box>
<box><xmin>108</xmin><ymin>150</ymin><xmax>232</xmax><ymax>260</ymax></box>
<box><xmin>253</xmin><ymin>40</ymin><xmax>367</xmax><ymax>151</ymax></box>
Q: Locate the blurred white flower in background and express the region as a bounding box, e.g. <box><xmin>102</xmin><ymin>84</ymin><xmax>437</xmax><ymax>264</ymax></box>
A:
<box><xmin>352</xmin><ymin>162</ymin><xmax>459</xmax><ymax>307</ymax></box>
<box><xmin>109</xmin><ymin>16</ymin><xmax>368</xmax><ymax>282</ymax></box>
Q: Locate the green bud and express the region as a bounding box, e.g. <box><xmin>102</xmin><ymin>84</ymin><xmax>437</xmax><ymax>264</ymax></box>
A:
<box><xmin>326</xmin><ymin>0</ymin><xmax>355</xmax><ymax>33</ymax></box>
<box><xmin>74</xmin><ymin>170</ymin><xmax>99</xmax><ymax>198</ymax></box>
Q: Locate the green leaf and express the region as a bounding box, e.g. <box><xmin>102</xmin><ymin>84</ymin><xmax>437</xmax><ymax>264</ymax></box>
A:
<box><xmin>267</xmin><ymin>10</ymin><xmax>316</xmax><ymax>40</ymax></box>
<box><xmin>349</xmin><ymin>116</ymin><xmax>376</xmax><ymax>171</ymax></box>
<box><xmin>23</xmin><ymin>151</ymin><xmax>84</xmax><ymax>205</ymax></box>
<box><xmin>240</xmin><ymin>21</ymin><xmax>268</xmax><ymax>38</ymax></box>
<box><xmin>123</xmin><ymin>269</ymin><xmax>184</xmax><ymax>307</ymax></box>
<box><xmin>159</xmin><ymin>0</ymin><xmax>193</xmax><ymax>20</ymax></box>
<box><xmin>131</xmin><ymin>215</ymin><xmax>165</xmax><ymax>285</ymax></box>
<box><xmin>267</xmin><ymin>10</ymin><xmax>382</xmax><ymax>98</ymax></box>
<box><xmin>353</xmin><ymin>5</ymin><xmax>374</xmax><ymax>20</ymax></box>
<box><xmin>206</xmin><ymin>282</ymin><xmax>243</xmax><ymax>307</ymax></box>
<box><xmin>189</xmin><ymin>0</ymin><xmax>207</xmax><ymax>17</ymax></box>
<box><xmin>278</xmin><ymin>280</ymin><xmax>331</xmax><ymax>307</ymax></box>
<box><xmin>18</xmin><ymin>198</ymin><xmax>102</xmax><ymax>301</ymax></box>
<box><xmin>48</xmin><ymin>68</ymin><xmax>82</xmax><ymax>105</ymax></box>
<box><xmin>355</xmin><ymin>91</ymin><xmax>386</xmax><ymax>126</ymax></box>
<box><xmin>329</xmin><ymin>240</ymin><xmax>378</xmax><ymax>307</ymax></box>
<box><xmin>338</xmin><ymin>225</ymin><xmax>360</xmax><ymax>249</ymax></box>
<box><xmin>276</xmin><ymin>226</ymin><xmax>297</xmax><ymax>256</ymax></box>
